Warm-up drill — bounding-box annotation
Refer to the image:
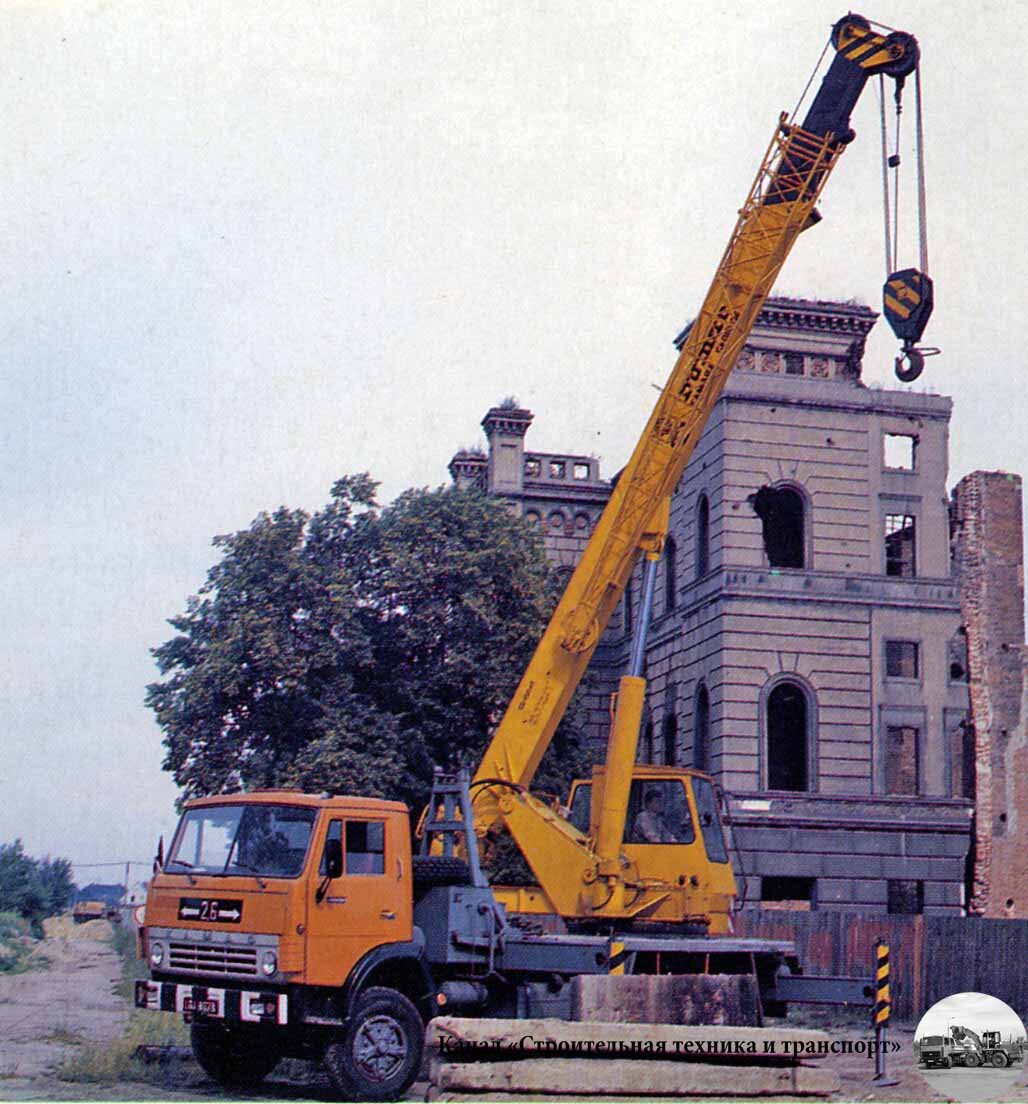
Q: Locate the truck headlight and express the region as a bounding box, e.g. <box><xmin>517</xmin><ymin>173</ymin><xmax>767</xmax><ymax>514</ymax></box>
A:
<box><xmin>260</xmin><ymin>950</ymin><xmax>278</xmax><ymax>977</ymax></box>
<box><xmin>149</xmin><ymin>941</ymin><xmax>165</xmax><ymax>967</ymax></box>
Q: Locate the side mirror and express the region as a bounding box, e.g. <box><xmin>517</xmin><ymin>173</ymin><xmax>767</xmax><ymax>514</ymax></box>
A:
<box><xmin>323</xmin><ymin>838</ymin><xmax>343</xmax><ymax>880</ymax></box>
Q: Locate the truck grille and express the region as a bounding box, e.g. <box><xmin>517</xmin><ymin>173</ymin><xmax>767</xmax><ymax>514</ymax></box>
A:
<box><xmin>168</xmin><ymin>940</ymin><xmax>259</xmax><ymax>978</ymax></box>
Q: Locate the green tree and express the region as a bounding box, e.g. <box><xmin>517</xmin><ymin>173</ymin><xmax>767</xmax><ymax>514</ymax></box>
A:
<box><xmin>0</xmin><ymin>841</ymin><xmax>74</xmax><ymax>934</ymax></box>
<box><xmin>148</xmin><ymin>476</ymin><xmax>592</xmax><ymax>813</ymax></box>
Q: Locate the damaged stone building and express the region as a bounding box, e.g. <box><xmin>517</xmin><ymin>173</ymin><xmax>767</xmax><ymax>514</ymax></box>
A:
<box><xmin>449</xmin><ymin>297</ymin><xmax>1027</xmax><ymax>918</ymax></box>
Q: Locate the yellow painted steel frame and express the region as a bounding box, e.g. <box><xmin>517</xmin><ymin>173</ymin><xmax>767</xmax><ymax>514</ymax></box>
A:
<box><xmin>472</xmin><ymin>118</ymin><xmax>844</xmax><ymax>926</ymax></box>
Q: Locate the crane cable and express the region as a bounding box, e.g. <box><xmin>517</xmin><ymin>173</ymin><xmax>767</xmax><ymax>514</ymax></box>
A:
<box><xmin>914</xmin><ymin>65</ymin><xmax>929</xmax><ymax>275</ymax></box>
<box><xmin>878</xmin><ymin>66</ymin><xmax>931</xmax><ymax>280</ymax></box>
<box><xmin>878</xmin><ymin>75</ymin><xmax>893</xmax><ymax>280</ymax></box>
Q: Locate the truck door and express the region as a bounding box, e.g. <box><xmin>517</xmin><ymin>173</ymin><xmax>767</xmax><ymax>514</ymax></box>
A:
<box><xmin>306</xmin><ymin>814</ymin><xmax>412</xmax><ymax>988</ymax></box>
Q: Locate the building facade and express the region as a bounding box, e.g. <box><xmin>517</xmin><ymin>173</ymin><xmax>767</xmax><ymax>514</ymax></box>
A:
<box><xmin>449</xmin><ymin>297</ymin><xmax>1024</xmax><ymax>916</ymax></box>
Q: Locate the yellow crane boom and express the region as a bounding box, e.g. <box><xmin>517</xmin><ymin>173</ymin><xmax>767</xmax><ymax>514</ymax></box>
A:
<box><xmin>472</xmin><ymin>15</ymin><xmax>930</xmax><ymax>928</ymax></box>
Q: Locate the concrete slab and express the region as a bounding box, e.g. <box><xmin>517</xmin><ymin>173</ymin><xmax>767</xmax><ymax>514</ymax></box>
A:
<box><xmin>571</xmin><ymin>974</ymin><xmax>761</xmax><ymax>1026</ymax></box>
<box><xmin>430</xmin><ymin>1057</ymin><xmax>840</xmax><ymax>1097</ymax></box>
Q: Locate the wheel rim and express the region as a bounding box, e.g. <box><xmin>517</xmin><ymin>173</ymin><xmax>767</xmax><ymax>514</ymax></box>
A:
<box><xmin>352</xmin><ymin>1013</ymin><xmax>408</xmax><ymax>1083</ymax></box>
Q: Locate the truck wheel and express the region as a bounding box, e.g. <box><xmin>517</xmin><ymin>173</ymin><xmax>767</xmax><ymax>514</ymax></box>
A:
<box><xmin>190</xmin><ymin>1022</ymin><xmax>281</xmax><ymax>1087</ymax></box>
<box><xmin>324</xmin><ymin>987</ymin><xmax>424</xmax><ymax>1102</ymax></box>
<box><xmin>942</xmin><ymin>1056</ymin><xmax>951</xmax><ymax>1068</ymax></box>
<box><xmin>412</xmin><ymin>855</ymin><xmax>470</xmax><ymax>889</ymax></box>
<box><xmin>965</xmin><ymin>1053</ymin><xmax>980</xmax><ymax>1067</ymax></box>
<box><xmin>992</xmin><ymin>1052</ymin><xmax>1008</xmax><ymax>1068</ymax></box>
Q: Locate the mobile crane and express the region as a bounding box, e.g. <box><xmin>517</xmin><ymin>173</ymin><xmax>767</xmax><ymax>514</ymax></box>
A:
<box><xmin>136</xmin><ymin>15</ymin><xmax>932</xmax><ymax>1101</ymax></box>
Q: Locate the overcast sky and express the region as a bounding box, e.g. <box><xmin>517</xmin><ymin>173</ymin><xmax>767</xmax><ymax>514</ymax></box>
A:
<box><xmin>3</xmin><ymin>1</ymin><xmax>1027</xmax><ymax>877</ymax></box>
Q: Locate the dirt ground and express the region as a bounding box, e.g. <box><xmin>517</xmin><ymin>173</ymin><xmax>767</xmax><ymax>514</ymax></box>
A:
<box><xmin>2</xmin><ymin>920</ymin><xmax>1027</xmax><ymax>1101</ymax></box>
<box><xmin>0</xmin><ymin>915</ymin><xmax>130</xmax><ymax>1093</ymax></box>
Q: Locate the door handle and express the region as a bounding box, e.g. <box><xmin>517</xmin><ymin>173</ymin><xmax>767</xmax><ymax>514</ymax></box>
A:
<box><xmin>380</xmin><ymin>910</ymin><xmax>397</xmax><ymax>920</ymax></box>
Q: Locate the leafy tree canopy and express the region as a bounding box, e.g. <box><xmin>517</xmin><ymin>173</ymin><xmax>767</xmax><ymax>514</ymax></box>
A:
<box><xmin>0</xmin><ymin>841</ymin><xmax>75</xmax><ymax>935</ymax></box>
<box><xmin>148</xmin><ymin>476</ymin><xmax>591</xmax><ymax>813</ymax></box>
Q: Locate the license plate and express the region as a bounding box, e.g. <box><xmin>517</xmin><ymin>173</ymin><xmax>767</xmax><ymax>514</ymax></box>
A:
<box><xmin>183</xmin><ymin>997</ymin><xmax>219</xmax><ymax>1016</ymax></box>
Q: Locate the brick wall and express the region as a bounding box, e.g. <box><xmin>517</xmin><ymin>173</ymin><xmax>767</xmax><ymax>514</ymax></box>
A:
<box><xmin>951</xmin><ymin>471</ymin><xmax>1028</xmax><ymax>917</ymax></box>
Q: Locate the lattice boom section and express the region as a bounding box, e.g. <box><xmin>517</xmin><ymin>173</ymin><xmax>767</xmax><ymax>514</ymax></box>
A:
<box><xmin>561</xmin><ymin>122</ymin><xmax>841</xmax><ymax>653</ymax></box>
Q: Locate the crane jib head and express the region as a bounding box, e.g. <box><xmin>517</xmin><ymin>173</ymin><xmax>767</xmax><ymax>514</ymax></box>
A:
<box><xmin>831</xmin><ymin>16</ymin><xmax>919</xmax><ymax>80</ymax></box>
<box><xmin>800</xmin><ymin>16</ymin><xmax>919</xmax><ymax>144</ymax></box>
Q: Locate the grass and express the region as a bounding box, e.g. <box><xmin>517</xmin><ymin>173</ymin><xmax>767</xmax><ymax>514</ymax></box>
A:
<box><xmin>0</xmin><ymin>911</ymin><xmax>41</xmax><ymax>975</ymax></box>
<box><xmin>57</xmin><ymin>1008</ymin><xmax>195</xmax><ymax>1085</ymax></box>
<box><xmin>109</xmin><ymin>920</ymin><xmax>148</xmax><ymax>1002</ymax></box>
<box><xmin>57</xmin><ymin>922</ymin><xmax>194</xmax><ymax>1087</ymax></box>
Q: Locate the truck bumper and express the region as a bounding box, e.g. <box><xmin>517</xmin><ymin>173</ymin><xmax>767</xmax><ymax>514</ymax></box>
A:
<box><xmin>135</xmin><ymin>979</ymin><xmax>288</xmax><ymax>1025</ymax></box>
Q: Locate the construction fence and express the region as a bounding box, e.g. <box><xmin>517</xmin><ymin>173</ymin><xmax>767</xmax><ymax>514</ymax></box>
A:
<box><xmin>735</xmin><ymin>910</ymin><xmax>1028</xmax><ymax>1022</ymax></box>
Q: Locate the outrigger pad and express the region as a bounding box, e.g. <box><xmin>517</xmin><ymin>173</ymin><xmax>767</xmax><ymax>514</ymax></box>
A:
<box><xmin>883</xmin><ymin>268</ymin><xmax>934</xmax><ymax>344</ymax></box>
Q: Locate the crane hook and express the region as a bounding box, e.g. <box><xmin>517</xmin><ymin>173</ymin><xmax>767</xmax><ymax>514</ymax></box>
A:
<box><xmin>894</xmin><ymin>341</ymin><xmax>940</xmax><ymax>383</ymax></box>
<box><xmin>894</xmin><ymin>343</ymin><xmax>923</xmax><ymax>382</ymax></box>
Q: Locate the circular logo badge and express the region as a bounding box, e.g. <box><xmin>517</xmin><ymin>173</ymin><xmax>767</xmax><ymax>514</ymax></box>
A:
<box><xmin>915</xmin><ymin>992</ymin><xmax>1026</xmax><ymax>1101</ymax></box>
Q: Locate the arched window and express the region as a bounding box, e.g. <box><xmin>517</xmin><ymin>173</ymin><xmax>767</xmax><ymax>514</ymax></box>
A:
<box><xmin>663</xmin><ymin>714</ymin><xmax>678</xmax><ymax>766</ymax></box>
<box><xmin>696</xmin><ymin>495</ymin><xmax>710</xmax><ymax>578</ymax></box>
<box><xmin>693</xmin><ymin>683</ymin><xmax>710</xmax><ymax>772</ymax></box>
<box><xmin>750</xmin><ymin>485</ymin><xmax>805</xmax><ymax>569</ymax></box>
<box><xmin>664</xmin><ymin>536</ymin><xmax>677</xmax><ymax>612</ymax></box>
<box><xmin>766</xmin><ymin>681</ymin><xmax>810</xmax><ymax>791</ymax></box>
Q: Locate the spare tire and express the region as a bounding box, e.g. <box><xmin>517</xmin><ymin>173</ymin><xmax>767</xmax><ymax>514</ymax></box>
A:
<box><xmin>412</xmin><ymin>855</ymin><xmax>470</xmax><ymax>888</ymax></box>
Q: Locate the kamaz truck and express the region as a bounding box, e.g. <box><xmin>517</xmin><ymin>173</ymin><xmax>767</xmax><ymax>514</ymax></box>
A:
<box><xmin>137</xmin><ymin>12</ymin><xmax>929</xmax><ymax>1101</ymax></box>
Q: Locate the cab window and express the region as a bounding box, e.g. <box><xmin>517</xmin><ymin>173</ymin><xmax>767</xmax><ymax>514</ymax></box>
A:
<box><xmin>567</xmin><ymin>784</ymin><xmax>592</xmax><ymax>835</ymax></box>
<box><xmin>346</xmin><ymin>820</ymin><xmax>385</xmax><ymax>875</ymax></box>
<box><xmin>627</xmin><ymin>780</ymin><xmax>695</xmax><ymax>845</ymax></box>
<box><xmin>691</xmin><ymin>777</ymin><xmax>729</xmax><ymax>863</ymax></box>
<box><xmin>319</xmin><ymin>819</ymin><xmax>342</xmax><ymax>876</ymax></box>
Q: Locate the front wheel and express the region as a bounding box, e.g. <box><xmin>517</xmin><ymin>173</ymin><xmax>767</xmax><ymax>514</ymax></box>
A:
<box><xmin>190</xmin><ymin>1022</ymin><xmax>281</xmax><ymax>1088</ymax></box>
<box><xmin>992</xmin><ymin>1052</ymin><xmax>1009</xmax><ymax>1068</ymax></box>
<box><xmin>965</xmin><ymin>1053</ymin><xmax>980</xmax><ymax>1068</ymax></box>
<box><xmin>323</xmin><ymin>987</ymin><xmax>424</xmax><ymax>1102</ymax></box>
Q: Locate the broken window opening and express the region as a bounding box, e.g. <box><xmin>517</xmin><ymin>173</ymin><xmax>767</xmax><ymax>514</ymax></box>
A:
<box><xmin>785</xmin><ymin>352</ymin><xmax>805</xmax><ymax>376</ymax></box>
<box><xmin>887</xmin><ymin>879</ymin><xmax>924</xmax><ymax>915</ymax></box>
<box><xmin>885</xmin><ymin>514</ymin><xmax>917</xmax><ymax>577</ymax></box>
<box><xmin>693</xmin><ymin>683</ymin><xmax>710</xmax><ymax>772</ymax></box>
<box><xmin>885</xmin><ymin>640</ymin><xmax>920</xmax><ymax>679</ymax></box>
<box><xmin>766</xmin><ymin>681</ymin><xmax>809</xmax><ymax>792</ymax></box>
<box><xmin>761</xmin><ymin>876</ymin><xmax>815</xmax><ymax>911</ymax></box>
<box><xmin>750</xmin><ymin>485</ymin><xmax>805</xmax><ymax>569</ymax></box>
<box><xmin>663</xmin><ymin>714</ymin><xmax>678</xmax><ymax>766</ymax></box>
<box><xmin>696</xmin><ymin>494</ymin><xmax>710</xmax><ymax>578</ymax></box>
<box><xmin>948</xmin><ymin>631</ymin><xmax>969</xmax><ymax>682</ymax></box>
<box><xmin>641</xmin><ymin>719</ymin><xmax>654</xmax><ymax>764</ymax></box>
<box><xmin>952</xmin><ymin>719</ymin><xmax>975</xmax><ymax>799</ymax></box>
<box><xmin>884</xmin><ymin>433</ymin><xmax>917</xmax><ymax>471</ymax></box>
<box><xmin>664</xmin><ymin>536</ymin><xmax>677</xmax><ymax>612</ymax></box>
<box><xmin>549</xmin><ymin>460</ymin><xmax>566</xmax><ymax>479</ymax></box>
<box><xmin>524</xmin><ymin>457</ymin><xmax>541</xmax><ymax>478</ymax></box>
<box><xmin>885</xmin><ymin>724</ymin><xmax>919</xmax><ymax>795</ymax></box>
<box><xmin>573</xmin><ymin>461</ymin><xmax>590</xmax><ymax>481</ymax></box>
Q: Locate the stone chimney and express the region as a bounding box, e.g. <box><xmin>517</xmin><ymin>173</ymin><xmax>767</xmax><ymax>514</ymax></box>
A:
<box><xmin>447</xmin><ymin>449</ymin><xmax>487</xmax><ymax>491</ymax></box>
<box><xmin>481</xmin><ymin>405</ymin><xmax>533</xmax><ymax>493</ymax></box>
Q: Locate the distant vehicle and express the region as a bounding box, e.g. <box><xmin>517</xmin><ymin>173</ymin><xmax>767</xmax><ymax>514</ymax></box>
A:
<box><xmin>72</xmin><ymin>900</ymin><xmax>109</xmax><ymax>924</ymax></box>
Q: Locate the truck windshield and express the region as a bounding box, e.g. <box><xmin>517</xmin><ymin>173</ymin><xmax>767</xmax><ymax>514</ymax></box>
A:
<box><xmin>691</xmin><ymin>777</ymin><xmax>729</xmax><ymax>863</ymax></box>
<box><xmin>922</xmin><ymin>1036</ymin><xmax>944</xmax><ymax>1046</ymax></box>
<box><xmin>167</xmin><ymin>804</ymin><xmax>318</xmax><ymax>878</ymax></box>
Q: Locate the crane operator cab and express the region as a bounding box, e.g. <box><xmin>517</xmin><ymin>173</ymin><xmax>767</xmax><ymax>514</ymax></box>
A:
<box><xmin>565</xmin><ymin>765</ymin><xmax>737</xmax><ymax>934</ymax></box>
